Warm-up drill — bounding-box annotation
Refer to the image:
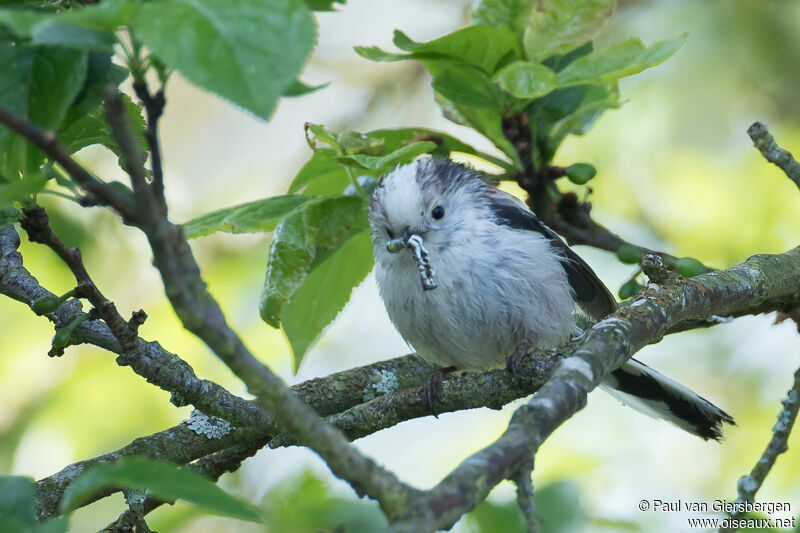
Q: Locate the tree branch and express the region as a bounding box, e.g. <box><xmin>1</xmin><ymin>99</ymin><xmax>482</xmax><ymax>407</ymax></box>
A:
<box><xmin>747</xmin><ymin>122</ymin><xmax>800</xmax><ymax>191</ymax></box>
<box><xmin>6</xmin><ymin>219</ymin><xmax>800</xmax><ymax>520</ymax></box>
<box><xmin>390</xmin><ymin>246</ymin><xmax>800</xmax><ymax>532</ymax></box>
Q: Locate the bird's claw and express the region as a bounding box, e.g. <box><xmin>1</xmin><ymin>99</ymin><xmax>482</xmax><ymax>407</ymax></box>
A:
<box><xmin>506</xmin><ymin>342</ymin><xmax>532</xmax><ymax>382</ymax></box>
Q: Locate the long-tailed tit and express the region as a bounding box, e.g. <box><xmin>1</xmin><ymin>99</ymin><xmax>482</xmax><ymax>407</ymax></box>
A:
<box><xmin>368</xmin><ymin>158</ymin><xmax>733</xmax><ymax>440</ymax></box>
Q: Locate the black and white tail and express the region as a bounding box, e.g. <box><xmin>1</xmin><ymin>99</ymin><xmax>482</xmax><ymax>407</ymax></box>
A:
<box><xmin>601</xmin><ymin>358</ymin><xmax>735</xmax><ymax>441</ymax></box>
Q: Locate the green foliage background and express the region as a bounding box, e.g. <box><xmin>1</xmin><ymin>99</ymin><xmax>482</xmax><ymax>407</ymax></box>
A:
<box><xmin>0</xmin><ymin>0</ymin><xmax>799</xmax><ymax>531</ymax></box>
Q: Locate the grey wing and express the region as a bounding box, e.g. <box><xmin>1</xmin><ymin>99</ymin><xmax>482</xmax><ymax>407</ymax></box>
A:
<box><xmin>486</xmin><ymin>188</ymin><xmax>617</xmax><ymax>321</ymax></box>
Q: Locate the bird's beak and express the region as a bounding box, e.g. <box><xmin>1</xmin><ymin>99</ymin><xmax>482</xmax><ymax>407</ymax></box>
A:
<box><xmin>386</xmin><ymin>226</ymin><xmax>414</xmax><ymax>254</ymax></box>
<box><xmin>385</xmin><ymin>228</ymin><xmax>437</xmax><ymax>291</ymax></box>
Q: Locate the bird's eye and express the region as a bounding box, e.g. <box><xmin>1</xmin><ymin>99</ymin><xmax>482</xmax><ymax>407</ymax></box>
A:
<box><xmin>431</xmin><ymin>205</ymin><xmax>445</xmax><ymax>220</ymax></box>
<box><xmin>386</xmin><ymin>228</ymin><xmax>395</xmax><ymax>239</ymax></box>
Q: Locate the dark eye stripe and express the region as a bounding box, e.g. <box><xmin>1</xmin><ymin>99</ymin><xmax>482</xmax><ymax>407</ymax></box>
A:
<box><xmin>386</xmin><ymin>227</ymin><xmax>395</xmax><ymax>239</ymax></box>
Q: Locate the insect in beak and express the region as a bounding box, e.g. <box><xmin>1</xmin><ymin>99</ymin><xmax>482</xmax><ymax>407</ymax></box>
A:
<box><xmin>385</xmin><ymin>231</ymin><xmax>437</xmax><ymax>291</ymax></box>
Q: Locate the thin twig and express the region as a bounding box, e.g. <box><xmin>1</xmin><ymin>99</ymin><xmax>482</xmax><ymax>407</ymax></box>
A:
<box><xmin>19</xmin><ymin>206</ymin><xmax>139</xmax><ymax>353</ymax></box>
<box><xmin>132</xmin><ymin>79</ymin><xmax>166</xmax><ymax>212</ymax></box>
<box><xmin>513</xmin><ymin>454</ymin><xmax>541</xmax><ymax>533</ymax></box>
<box><xmin>747</xmin><ymin>122</ymin><xmax>800</xmax><ymax>191</ymax></box>
<box><xmin>721</xmin><ymin>366</ymin><xmax>800</xmax><ymax>532</ymax></box>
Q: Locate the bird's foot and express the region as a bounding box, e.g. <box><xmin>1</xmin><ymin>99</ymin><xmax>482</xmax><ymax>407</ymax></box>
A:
<box><xmin>423</xmin><ymin>366</ymin><xmax>456</xmax><ymax>418</ymax></box>
<box><xmin>506</xmin><ymin>342</ymin><xmax>533</xmax><ymax>382</ymax></box>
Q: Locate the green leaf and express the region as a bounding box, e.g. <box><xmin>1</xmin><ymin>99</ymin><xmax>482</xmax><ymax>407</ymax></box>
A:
<box><xmin>61</xmin><ymin>52</ymin><xmax>128</xmax><ymax>127</ymax></box>
<box><xmin>0</xmin><ymin>0</ymin><xmax>133</xmax><ymax>51</ymax></box>
<box><xmin>303</xmin><ymin>0</ymin><xmax>345</xmax><ymax>10</ymax></box>
<box><xmin>432</xmin><ymin>65</ymin><xmax>503</xmax><ymax>109</ymax></box>
<box><xmin>0</xmin><ymin>476</ymin><xmax>66</xmax><ymax>533</ymax></box>
<box><xmin>260</xmin><ymin>196</ymin><xmax>367</xmax><ymax>329</ymax></box>
<box><xmin>357</xmin><ymin>25</ymin><xmax>519</xmax><ymax>75</ymax></box>
<box><xmin>391</xmin><ymin>25</ymin><xmax>519</xmax><ymax>73</ymax></box>
<box><xmin>339</xmin><ymin>141</ymin><xmax>437</xmax><ymax>170</ymax></box>
<box><xmin>289</xmin><ymin>149</ymin><xmax>351</xmax><ymax>195</ymax></box>
<box><xmin>0</xmin><ymin>475</ymin><xmax>35</xmax><ymax>531</ymax></box>
<box><xmin>469</xmin><ymin>0</ymin><xmax>534</xmax><ymax>36</ymax></box>
<box><xmin>0</xmin><ymin>41</ymin><xmax>88</xmax><ymax>174</ymax></box>
<box><xmin>281</xmin><ymin>230</ymin><xmax>372</xmax><ymax>370</ymax></box>
<box><xmin>282</xmin><ymin>79</ymin><xmax>329</xmax><ymax>97</ymax></box>
<box><xmin>522</xmin><ymin>0</ymin><xmax>616</xmax><ymax>62</ymax></box>
<box><xmin>436</xmin><ymin>93</ymin><xmax>521</xmax><ymax>169</ymax></box>
<box><xmin>557</xmin><ymin>34</ymin><xmax>688</xmax><ymax>87</ymax></box>
<box><xmin>543</xmin><ymin>40</ymin><xmax>593</xmax><ymax>72</ymax></box>
<box><xmin>182</xmin><ymin>195</ymin><xmax>312</xmax><ymax>238</ymax></box>
<box><xmin>362</xmin><ymin>127</ymin><xmax>511</xmax><ymax>169</ymax></box>
<box><xmin>0</xmin><ymin>205</ymin><xmax>21</xmax><ymax>227</ymax></box>
<box><xmin>0</xmin><ymin>174</ymin><xmax>48</xmax><ymax>206</ymax></box>
<box><xmin>61</xmin><ymin>457</ymin><xmax>263</xmax><ymax>523</ymax></box>
<box><xmin>353</xmin><ymin>45</ymin><xmax>405</xmax><ymax>63</ymax></box>
<box><xmin>132</xmin><ymin>0</ymin><xmax>316</xmax><ymax>120</ymax></box>
<box><xmin>527</xmin><ymin>83</ymin><xmax>619</xmax><ymax>162</ymax></box>
<box><xmin>59</xmin><ymin>95</ymin><xmax>146</xmax><ymax>156</ymax></box>
<box><xmin>494</xmin><ymin>60</ymin><xmax>558</xmax><ymax>99</ymax></box>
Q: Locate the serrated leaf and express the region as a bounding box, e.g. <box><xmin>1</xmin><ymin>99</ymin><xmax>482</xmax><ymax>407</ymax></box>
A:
<box><xmin>494</xmin><ymin>61</ymin><xmax>558</xmax><ymax>99</ymax></box>
<box><xmin>339</xmin><ymin>141</ymin><xmax>437</xmax><ymax>170</ymax></box>
<box><xmin>523</xmin><ymin>0</ymin><xmax>616</xmax><ymax>61</ymax></box>
<box><xmin>61</xmin><ymin>457</ymin><xmax>263</xmax><ymax>523</ymax></box>
<box><xmin>281</xmin><ymin>230</ymin><xmax>372</xmax><ymax>371</ymax></box>
<box><xmin>260</xmin><ymin>196</ymin><xmax>367</xmax><ymax>329</ymax></box>
<box><xmin>557</xmin><ymin>34</ymin><xmax>687</xmax><ymax>87</ymax></box>
<box><xmin>0</xmin><ymin>41</ymin><xmax>88</xmax><ymax>174</ymax></box>
<box><xmin>132</xmin><ymin>0</ymin><xmax>316</xmax><ymax>120</ymax></box>
<box><xmin>59</xmin><ymin>94</ymin><xmax>146</xmax><ymax>157</ymax></box>
<box><xmin>392</xmin><ymin>25</ymin><xmax>519</xmax><ymax>73</ymax></box>
<box><xmin>182</xmin><ymin>194</ymin><xmax>312</xmax><ymax>238</ymax></box>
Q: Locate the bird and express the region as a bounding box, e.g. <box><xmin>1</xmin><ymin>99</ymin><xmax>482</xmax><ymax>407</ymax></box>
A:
<box><xmin>367</xmin><ymin>157</ymin><xmax>734</xmax><ymax>440</ymax></box>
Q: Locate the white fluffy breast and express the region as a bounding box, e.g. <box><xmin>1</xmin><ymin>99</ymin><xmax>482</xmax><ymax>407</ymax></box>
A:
<box><xmin>374</xmin><ymin>221</ymin><xmax>577</xmax><ymax>370</ymax></box>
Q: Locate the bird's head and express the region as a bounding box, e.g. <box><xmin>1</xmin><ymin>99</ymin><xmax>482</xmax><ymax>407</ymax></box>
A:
<box><xmin>367</xmin><ymin>158</ymin><xmax>490</xmax><ymax>289</ymax></box>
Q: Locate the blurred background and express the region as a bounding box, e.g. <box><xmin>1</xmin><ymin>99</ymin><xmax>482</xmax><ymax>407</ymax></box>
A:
<box><xmin>2</xmin><ymin>0</ymin><xmax>800</xmax><ymax>531</ymax></box>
